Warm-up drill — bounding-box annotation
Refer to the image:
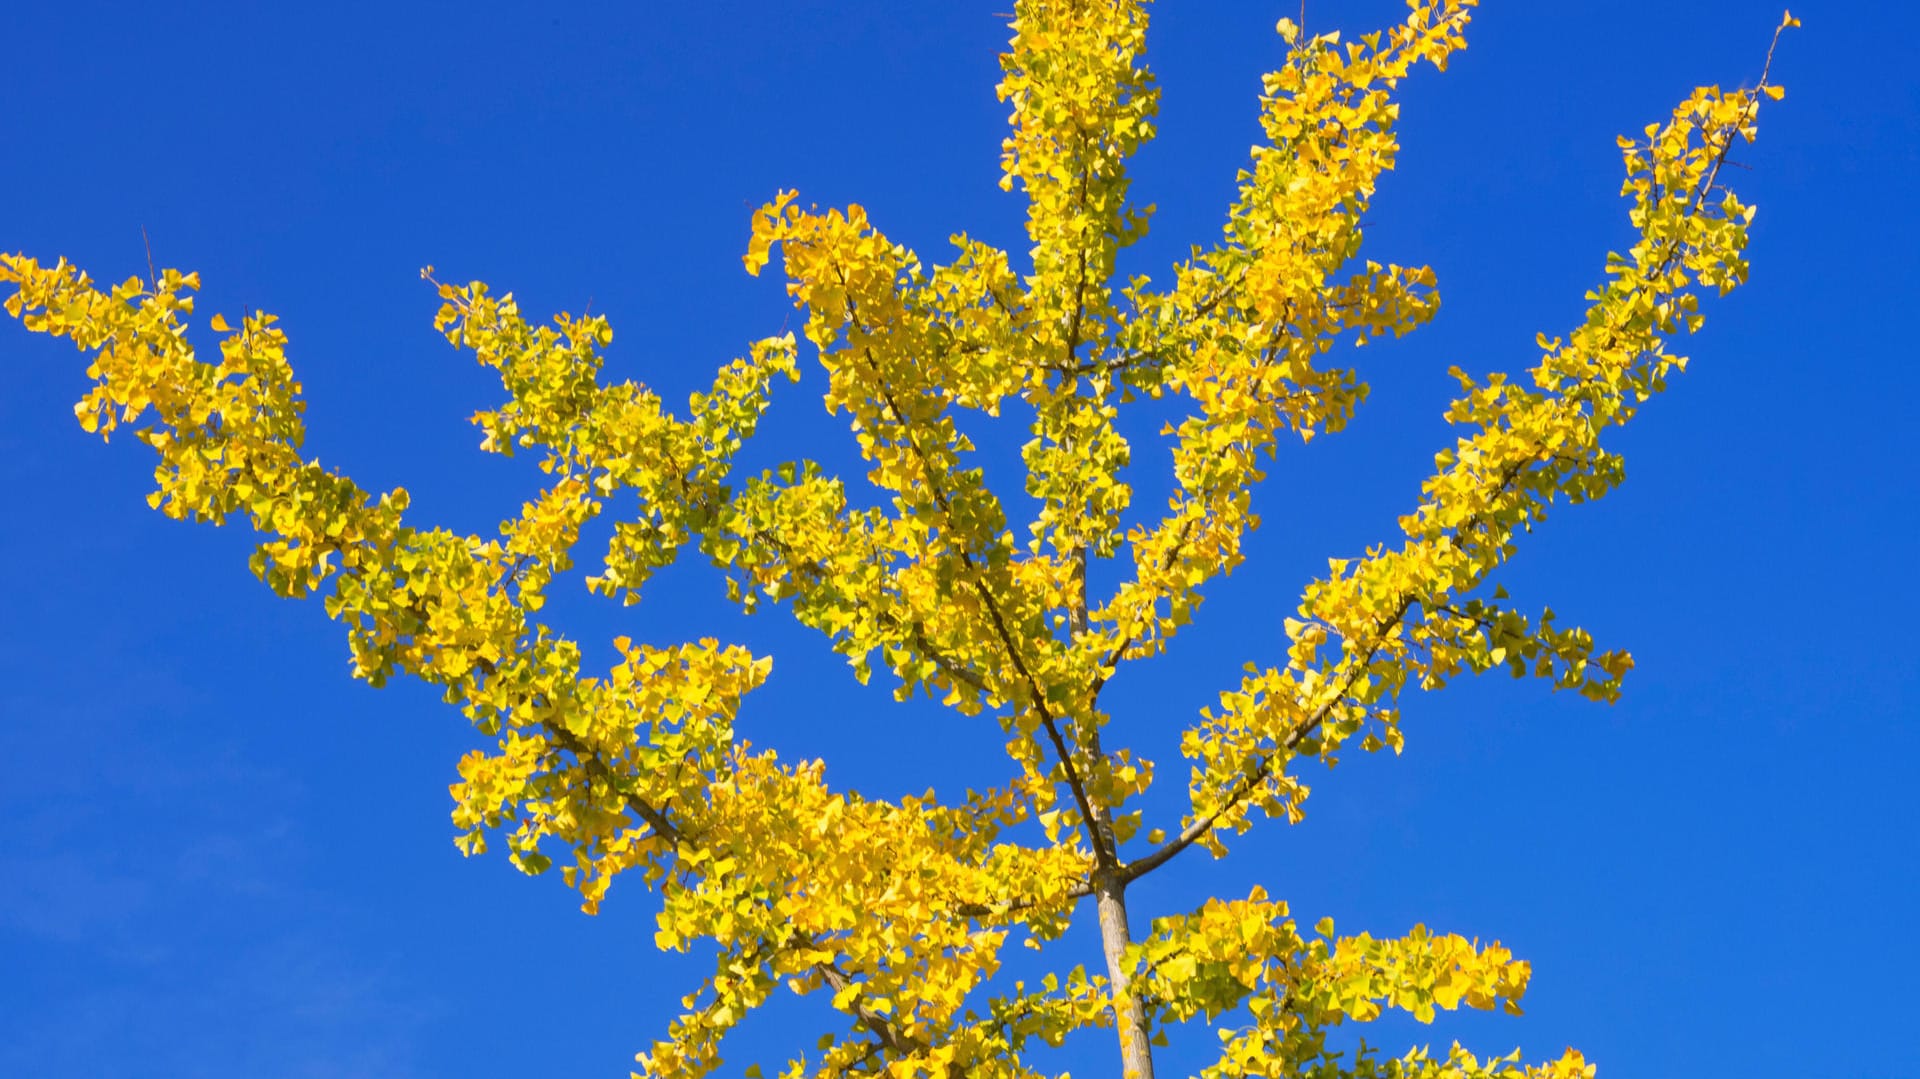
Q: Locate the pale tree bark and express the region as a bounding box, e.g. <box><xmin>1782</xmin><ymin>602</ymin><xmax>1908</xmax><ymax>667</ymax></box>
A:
<box><xmin>1094</xmin><ymin>862</ymin><xmax>1155</xmax><ymax>1078</ymax></box>
<box><xmin>1068</xmin><ymin>545</ymin><xmax>1156</xmax><ymax>1079</ymax></box>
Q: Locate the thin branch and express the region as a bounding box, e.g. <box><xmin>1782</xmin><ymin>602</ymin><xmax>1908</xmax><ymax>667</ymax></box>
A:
<box><xmin>952</xmin><ymin>876</ymin><xmax>1097</xmax><ymax>920</ymax></box>
<box><xmin>819</xmin><ymin>963</ymin><xmax>928</xmax><ymax>1057</ymax></box>
<box><xmin>1062</xmin><ymin>135</ymin><xmax>1094</xmax><ymax>372</ymax></box>
<box><xmin>1758</xmin><ymin>14</ymin><xmax>1791</xmax><ymax>92</ymax></box>
<box><xmin>1036</xmin><ymin>271</ymin><xmax>1248</xmax><ymax>378</ymax></box>
<box><xmin>140</xmin><ymin>225</ymin><xmax>158</xmax><ymax>292</ymax></box>
<box><xmin>834</xmin><ymin>273</ymin><xmax>1120</xmax><ymax>873</ymax></box>
<box><xmin>540</xmin><ymin>718</ymin><xmax>686</xmax><ymax>847</ymax></box>
<box><xmin>1089</xmin><ymin>300</ymin><xmax>1296</xmax><ymax>701</ymax></box>
<box><xmin>1118</xmin><ymin>595</ymin><xmax>1412</xmax><ymax>884</ymax></box>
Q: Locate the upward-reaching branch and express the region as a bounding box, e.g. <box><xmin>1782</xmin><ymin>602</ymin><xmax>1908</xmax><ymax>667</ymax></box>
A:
<box><xmin>1149</xmin><ymin>25</ymin><xmax>1785</xmax><ymax>878</ymax></box>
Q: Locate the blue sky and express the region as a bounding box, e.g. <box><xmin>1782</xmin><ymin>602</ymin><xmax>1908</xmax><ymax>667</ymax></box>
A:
<box><xmin>2</xmin><ymin>2</ymin><xmax>1915</xmax><ymax>1076</ymax></box>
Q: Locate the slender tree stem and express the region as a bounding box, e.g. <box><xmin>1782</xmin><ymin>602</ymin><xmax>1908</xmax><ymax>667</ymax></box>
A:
<box><xmin>1070</xmin><ymin>541</ymin><xmax>1155</xmax><ymax>1078</ymax></box>
<box><xmin>1095</xmin><ymin>867</ymin><xmax>1155</xmax><ymax>1079</ymax></box>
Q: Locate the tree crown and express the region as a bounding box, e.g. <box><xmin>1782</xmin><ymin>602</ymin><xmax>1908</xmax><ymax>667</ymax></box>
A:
<box><xmin>1</xmin><ymin>3</ymin><xmax>1796</xmax><ymax>1076</ymax></box>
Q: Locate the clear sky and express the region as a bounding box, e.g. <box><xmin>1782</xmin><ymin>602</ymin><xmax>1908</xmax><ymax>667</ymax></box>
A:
<box><xmin>2</xmin><ymin>2</ymin><xmax>1914</xmax><ymax>1077</ymax></box>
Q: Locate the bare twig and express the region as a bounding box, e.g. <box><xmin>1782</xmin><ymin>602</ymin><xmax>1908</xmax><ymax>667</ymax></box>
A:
<box><xmin>140</xmin><ymin>225</ymin><xmax>158</xmax><ymax>292</ymax></box>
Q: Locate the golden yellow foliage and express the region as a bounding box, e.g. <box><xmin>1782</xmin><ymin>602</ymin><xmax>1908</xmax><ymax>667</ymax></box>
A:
<box><xmin>2</xmin><ymin>4</ymin><xmax>1796</xmax><ymax>1077</ymax></box>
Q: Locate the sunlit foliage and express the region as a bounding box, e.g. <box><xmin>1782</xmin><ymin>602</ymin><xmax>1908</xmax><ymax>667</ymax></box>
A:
<box><xmin>3</xmin><ymin>3</ymin><xmax>1796</xmax><ymax>1076</ymax></box>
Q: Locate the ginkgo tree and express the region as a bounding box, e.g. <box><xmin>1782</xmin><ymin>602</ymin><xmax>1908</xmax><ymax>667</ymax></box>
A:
<box><xmin>2</xmin><ymin>2</ymin><xmax>1795</xmax><ymax>1076</ymax></box>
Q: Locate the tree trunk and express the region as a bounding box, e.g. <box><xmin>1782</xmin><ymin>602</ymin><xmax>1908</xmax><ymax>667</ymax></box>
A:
<box><xmin>1070</xmin><ymin>542</ymin><xmax>1154</xmax><ymax>1076</ymax></box>
<box><xmin>1094</xmin><ymin>868</ymin><xmax>1155</xmax><ymax>1079</ymax></box>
